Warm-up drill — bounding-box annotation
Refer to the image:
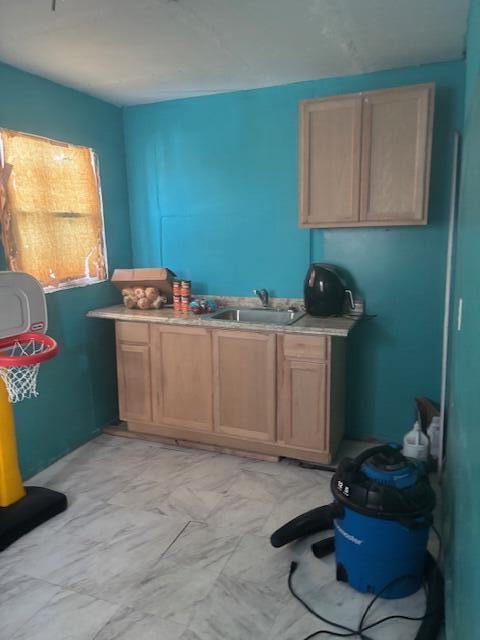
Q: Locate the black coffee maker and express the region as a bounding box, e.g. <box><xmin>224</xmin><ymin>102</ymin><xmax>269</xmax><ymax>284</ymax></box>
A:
<box><xmin>304</xmin><ymin>264</ymin><xmax>354</xmax><ymax>316</ymax></box>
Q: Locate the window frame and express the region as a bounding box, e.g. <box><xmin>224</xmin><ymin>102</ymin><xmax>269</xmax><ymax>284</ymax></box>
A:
<box><xmin>0</xmin><ymin>128</ymin><xmax>109</xmax><ymax>294</ymax></box>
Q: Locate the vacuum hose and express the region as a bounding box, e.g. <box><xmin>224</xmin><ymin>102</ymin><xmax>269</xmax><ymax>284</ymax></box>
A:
<box><xmin>270</xmin><ymin>502</ymin><xmax>340</xmax><ymax>547</ymax></box>
<box><xmin>416</xmin><ymin>552</ymin><xmax>444</xmax><ymax>640</ymax></box>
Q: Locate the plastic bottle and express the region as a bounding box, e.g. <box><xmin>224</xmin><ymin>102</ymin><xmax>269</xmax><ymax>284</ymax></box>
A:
<box><xmin>402</xmin><ymin>421</ymin><xmax>429</xmax><ymax>461</ymax></box>
<box><xmin>427</xmin><ymin>416</ymin><xmax>441</xmax><ymax>459</ymax></box>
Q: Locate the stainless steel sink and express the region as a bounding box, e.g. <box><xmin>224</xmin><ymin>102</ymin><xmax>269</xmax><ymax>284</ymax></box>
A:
<box><xmin>206</xmin><ymin>307</ymin><xmax>304</xmax><ymax>325</ymax></box>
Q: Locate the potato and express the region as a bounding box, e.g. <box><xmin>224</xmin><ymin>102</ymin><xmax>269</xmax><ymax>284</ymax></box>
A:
<box><xmin>121</xmin><ymin>287</ymin><xmax>135</xmax><ymax>297</ymax></box>
<box><xmin>123</xmin><ymin>296</ymin><xmax>136</xmax><ymax>309</ymax></box>
<box><xmin>134</xmin><ymin>287</ymin><xmax>146</xmax><ymax>298</ymax></box>
<box><xmin>145</xmin><ymin>287</ymin><xmax>159</xmax><ymax>301</ymax></box>
<box><xmin>137</xmin><ymin>297</ymin><xmax>152</xmax><ymax>310</ymax></box>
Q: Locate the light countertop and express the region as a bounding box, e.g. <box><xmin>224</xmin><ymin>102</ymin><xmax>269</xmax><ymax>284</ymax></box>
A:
<box><xmin>87</xmin><ymin>303</ymin><xmax>360</xmax><ymax>337</ymax></box>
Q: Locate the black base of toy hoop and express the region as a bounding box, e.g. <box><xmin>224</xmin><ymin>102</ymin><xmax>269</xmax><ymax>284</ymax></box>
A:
<box><xmin>0</xmin><ymin>486</ymin><xmax>67</xmax><ymax>552</ymax></box>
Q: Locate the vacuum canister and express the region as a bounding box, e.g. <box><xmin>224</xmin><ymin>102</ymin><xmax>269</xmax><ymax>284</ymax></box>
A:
<box><xmin>331</xmin><ymin>444</ymin><xmax>436</xmax><ymax>599</ymax></box>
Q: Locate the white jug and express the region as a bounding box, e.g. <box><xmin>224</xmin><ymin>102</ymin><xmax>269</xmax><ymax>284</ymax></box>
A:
<box><xmin>402</xmin><ymin>421</ymin><xmax>429</xmax><ymax>461</ymax></box>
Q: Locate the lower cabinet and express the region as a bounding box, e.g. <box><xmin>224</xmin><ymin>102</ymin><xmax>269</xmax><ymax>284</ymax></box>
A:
<box><xmin>115</xmin><ymin>320</ymin><xmax>345</xmax><ymax>463</ymax></box>
<box><xmin>151</xmin><ymin>325</ymin><xmax>213</xmax><ymax>432</ymax></box>
<box><xmin>212</xmin><ymin>330</ymin><xmax>276</xmax><ymax>442</ymax></box>
<box><xmin>277</xmin><ymin>335</ymin><xmax>329</xmax><ymax>453</ymax></box>
<box><xmin>116</xmin><ymin>322</ymin><xmax>152</xmax><ymax>423</ymax></box>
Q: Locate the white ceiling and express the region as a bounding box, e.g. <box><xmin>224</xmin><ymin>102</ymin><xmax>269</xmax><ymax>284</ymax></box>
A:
<box><xmin>0</xmin><ymin>0</ymin><xmax>469</xmax><ymax>106</ymax></box>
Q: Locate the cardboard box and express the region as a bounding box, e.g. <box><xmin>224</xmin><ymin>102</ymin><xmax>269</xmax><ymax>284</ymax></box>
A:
<box><xmin>111</xmin><ymin>268</ymin><xmax>176</xmax><ymax>302</ymax></box>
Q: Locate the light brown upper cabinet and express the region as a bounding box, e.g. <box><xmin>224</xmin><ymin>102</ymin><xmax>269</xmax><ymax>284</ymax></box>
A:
<box><xmin>299</xmin><ymin>83</ymin><xmax>435</xmax><ymax>228</ymax></box>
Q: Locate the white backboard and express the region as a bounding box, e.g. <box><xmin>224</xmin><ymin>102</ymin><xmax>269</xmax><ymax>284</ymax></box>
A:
<box><xmin>0</xmin><ymin>272</ymin><xmax>47</xmax><ymax>339</ymax></box>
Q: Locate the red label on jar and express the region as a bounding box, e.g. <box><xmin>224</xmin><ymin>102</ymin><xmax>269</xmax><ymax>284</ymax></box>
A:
<box><xmin>173</xmin><ymin>294</ymin><xmax>182</xmax><ymax>310</ymax></box>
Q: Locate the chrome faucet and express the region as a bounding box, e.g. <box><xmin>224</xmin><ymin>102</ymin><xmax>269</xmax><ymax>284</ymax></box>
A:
<box><xmin>253</xmin><ymin>288</ymin><xmax>269</xmax><ymax>307</ymax></box>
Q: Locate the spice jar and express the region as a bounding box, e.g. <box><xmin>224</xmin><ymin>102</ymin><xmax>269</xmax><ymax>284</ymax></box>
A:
<box><xmin>173</xmin><ymin>294</ymin><xmax>182</xmax><ymax>311</ymax></box>
<box><xmin>180</xmin><ymin>280</ymin><xmax>191</xmax><ymax>296</ymax></box>
<box><xmin>172</xmin><ymin>280</ymin><xmax>182</xmax><ymax>297</ymax></box>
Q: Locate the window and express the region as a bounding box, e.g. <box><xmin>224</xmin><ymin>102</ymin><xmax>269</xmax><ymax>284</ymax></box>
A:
<box><xmin>0</xmin><ymin>129</ymin><xmax>107</xmax><ymax>291</ymax></box>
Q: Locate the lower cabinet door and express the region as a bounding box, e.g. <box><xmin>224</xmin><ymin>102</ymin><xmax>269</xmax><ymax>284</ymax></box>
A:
<box><xmin>117</xmin><ymin>341</ymin><xmax>153</xmax><ymax>423</ymax></box>
<box><xmin>279</xmin><ymin>357</ymin><xmax>328</xmax><ymax>451</ymax></box>
<box><xmin>212</xmin><ymin>329</ymin><xmax>276</xmax><ymax>442</ymax></box>
<box><xmin>151</xmin><ymin>325</ymin><xmax>213</xmax><ymax>431</ymax></box>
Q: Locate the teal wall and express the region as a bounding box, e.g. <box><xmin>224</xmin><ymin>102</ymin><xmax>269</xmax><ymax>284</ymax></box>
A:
<box><xmin>0</xmin><ymin>62</ymin><xmax>130</xmax><ymax>478</ymax></box>
<box><xmin>465</xmin><ymin>0</ymin><xmax>480</xmax><ymax>109</ymax></box>
<box><xmin>124</xmin><ymin>61</ymin><xmax>465</xmax><ymax>442</ymax></box>
<box><xmin>444</xmin><ymin>0</ymin><xmax>480</xmax><ymax>635</ymax></box>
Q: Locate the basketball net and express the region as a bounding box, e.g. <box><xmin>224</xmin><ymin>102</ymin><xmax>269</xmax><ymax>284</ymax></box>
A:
<box><xmin>0</xmin><ymin>339</ymin><xmax>46</xmax><ymax>403</ymax></box>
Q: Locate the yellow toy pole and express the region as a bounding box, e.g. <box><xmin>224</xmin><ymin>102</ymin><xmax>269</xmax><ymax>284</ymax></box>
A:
<box><xmin>0</xmin><ymin>378</ymin><xmax>25</xmax><ymax>507</ymax></box>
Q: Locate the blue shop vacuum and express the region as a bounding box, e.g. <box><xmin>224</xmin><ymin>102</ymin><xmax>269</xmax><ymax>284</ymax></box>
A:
<box><xmin>271</xmin><ymin>444</ymin><xmax>444</xmax><ymax>639</ymax></box>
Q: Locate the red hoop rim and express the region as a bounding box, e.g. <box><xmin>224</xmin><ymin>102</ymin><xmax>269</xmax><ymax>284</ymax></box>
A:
<box><xmin>0</xmin><ymin>332</ymin><xmax>59</xmax><ymax>367</ymax></box>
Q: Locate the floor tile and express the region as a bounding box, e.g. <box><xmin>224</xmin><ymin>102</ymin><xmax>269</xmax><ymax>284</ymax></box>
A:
<box><xmin>187</xmin><ymin>574</ymin><xmax>282</xmax><ymax>640</ymax></box>
<box><xmin>221</xmin><ymin>533</ymin><xmax>294</xmax><ymax>591</ymax></box>
<box><xmin>261</xmin><ymin>480</ymin><xmax>333</xmax><ymax>537</ymax></box>
<box><xmin>94</xmin><ymin>606</ymin><xmax>186</xmax><ymax>640</ymax></box>
<box><xmin>162</xmin><ymin>521</ymin><xmax>240</xmax><ymax>573</ymax></box>
<box><xmin>0</xmin><ymin>526</ymin><xmax>94</xmax><ymax>579</ymax></box>
<box><xmin>58</xmin><ymin>439</ymin><xmax>155</xmax><ymax>468</ymax></box>
<box><xmin>206</xmin><ymin>493</ymin><xmax>275</xmax><ymax>535</ymax></box>
<box><xmin>5</xmin><ymin>436</ymin><xmax>434</xmax><ymax>640</ymax></box>
<box><xmin>28</xmin><ymin>458</ymin><xmax>142</xmax><ymax>504</ymax></box>
<box><xmin>266</xmin><ymin>552</ymin><xmax>427</xmax><ymax>640</ymax></box>
<box><xmin>0</xmin><ymin>572</ymin><xmax>61</xmax><ymax>640</ymax></box>
<box><xmin>230</xmin><ymin>464</ymin><xmax>322</xmax><ymax>503</ymax></box>
<box><xmin>108</xmin><ymin>449</ymin><xmax>215</xmax><ymax>511</ymax></box>
<box><xmin>1</xmin><ymin>513</ymin><xmax>188</xmax><ymax>603</ymax></box>
<box><xmin>159</xmin><ymin>452</ymin><xmax>245</xmax><ymax>495</ymax></box>
<box><xmin>60</xmin><ymin>499</ymin><xmax>187</xmax><ymax>544</ymax></box>
<box><xmin>121</xmin><ymin>559</ymin><xmax>220</xmax><ymax>627</ymax></box>
<box><xmin>11</xmin><ymin>588</ymin><xmax>118</xmax><ymax>640</ymax></box>
<box><xmin>156</xmin><ymin>486</ymin><xmax>223</xmax><ymax>521</ymax></box>
<box><xmin>107</xmin><ymin>466</ymin><xmax>172</xmax><ymax>511</ymax></box>
<box><xmin>93</xmin><ymin>433</ymin><xmax>174</xmax><ymax>453</ymax></box>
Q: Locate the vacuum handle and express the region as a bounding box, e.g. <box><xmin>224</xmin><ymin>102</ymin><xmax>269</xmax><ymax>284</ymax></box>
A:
<box><xmin>350</xmin><ymin>443</ymin><xmax>400</xmax><ymax>472</ymax></box>
<box><xmin>270</xmin><ymin>503</ymin><xmax>341</xmax><ymax>548</ymax></box>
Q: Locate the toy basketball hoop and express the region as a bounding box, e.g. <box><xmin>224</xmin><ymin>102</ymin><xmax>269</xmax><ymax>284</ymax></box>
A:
<box><xmin>0</xmin><ymin>332</ymin><xmax>58</xmax><ymax>403</ymax></box>
<box><xmin>0</xmin><ymin>271</ymin><xmax>66</xmax><ymax>549</ymax></box>
<box><xmin>0</xmin><ymin>271</ymin><xmax>58</xmax><ymax>403</ymax></box>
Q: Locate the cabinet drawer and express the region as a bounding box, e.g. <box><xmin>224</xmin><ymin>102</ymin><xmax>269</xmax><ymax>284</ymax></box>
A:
<box><xmin>283</xmin><ymin>334</ymin><xmax>327</xmax><ymax>361</ymax></box>
<box><xmin>116</xmin><ymin>321</ymin><xmax>149</xmax><ymax>344</ymax></box>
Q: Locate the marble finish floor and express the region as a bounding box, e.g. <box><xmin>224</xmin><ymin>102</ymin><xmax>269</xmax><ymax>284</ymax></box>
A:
<box><xmin>1</xmin><ymin>435</ymin><xmax>433</xmax><ymax>640</ymax></box>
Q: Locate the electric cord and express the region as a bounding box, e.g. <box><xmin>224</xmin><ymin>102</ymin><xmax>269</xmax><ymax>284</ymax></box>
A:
<box><xmin>359</xmin><ymin>524</ymin><xmax>443</xmax><ymax>634</ymax></box>
<box><xmin>288</xmin><ymin>525</ymin><xmax>443</xmax><ymax>640</ymax></box>
<box><xmin>288</xmin><ymin>562</ymin><xmax>374</xmax><ymax>640</ymax></box>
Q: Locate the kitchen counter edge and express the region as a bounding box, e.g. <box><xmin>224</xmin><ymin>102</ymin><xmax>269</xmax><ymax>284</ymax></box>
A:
<box><xmin>87</xmin><ymin>305</ymin><xmax>359</xmax><ymax>337</ymax></box>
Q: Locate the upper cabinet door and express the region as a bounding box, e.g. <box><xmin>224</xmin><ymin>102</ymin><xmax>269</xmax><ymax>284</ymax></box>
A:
<box><xmin>360</xmin><ymin>84</ymin><xmax>434</xmax><ymax>225</ymax></box>
<box><xmin>299</xmin><ymin>95</ymin><xmax>362</xmax><ymax>226</ymax></box>
<box><xmin>299</xmin><ymin>83</ymin><xmax>434</xmax><ymax>228</ymax></box>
